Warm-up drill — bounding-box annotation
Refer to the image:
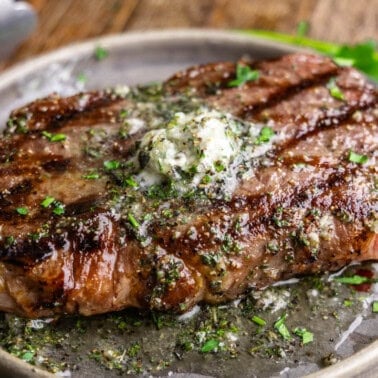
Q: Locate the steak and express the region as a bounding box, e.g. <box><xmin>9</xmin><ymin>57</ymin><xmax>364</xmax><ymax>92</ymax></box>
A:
<box><xmin>0</xmin><ymin>53</ymin><xmax>377</xmax><ymax>318</ymax></box>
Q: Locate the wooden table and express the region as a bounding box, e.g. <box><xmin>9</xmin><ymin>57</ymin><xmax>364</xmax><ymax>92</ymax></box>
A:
<box><xmin>3</xmin><ymin>0</ymin><xmax>378</xmax><ymax>68</ymax></box>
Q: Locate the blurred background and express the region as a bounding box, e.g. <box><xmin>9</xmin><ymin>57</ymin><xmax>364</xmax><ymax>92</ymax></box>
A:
<box><xmin>1</xmin><ymin>0</ymin><xmax>377</xmax><ymax>69</ymax></box>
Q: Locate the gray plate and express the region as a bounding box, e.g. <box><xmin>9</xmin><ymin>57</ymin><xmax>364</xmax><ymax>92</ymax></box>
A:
<box><xmin>0</xmin><ymin>30</ymin><xmax>377</xmax><ymax>378</ymax></box>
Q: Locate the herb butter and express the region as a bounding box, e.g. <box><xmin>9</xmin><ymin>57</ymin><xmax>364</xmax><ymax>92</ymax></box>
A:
<box><xmin>135</xmin><ymin>108</ymin><xmax>242</xmax><ymax>187</ymax></box>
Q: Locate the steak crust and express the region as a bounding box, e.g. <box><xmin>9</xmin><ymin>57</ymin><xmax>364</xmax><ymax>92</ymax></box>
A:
<box><xmin>0</xmin><ymin>53</ymin><xmax>377</xmax><ymax>317</ymax></box>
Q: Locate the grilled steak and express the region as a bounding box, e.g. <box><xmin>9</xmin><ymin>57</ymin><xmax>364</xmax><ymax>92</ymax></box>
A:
<box><xmin>0</xmin><ymin>53</ymin><xmax>377</xmax><ymax>318</ymax></box>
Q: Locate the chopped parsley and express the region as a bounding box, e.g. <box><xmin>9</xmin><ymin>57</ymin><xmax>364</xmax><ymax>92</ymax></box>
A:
<box><xmin>372</xmin><ymin>301</ymin><xmax>378</xmax><ymax>313</ymax></box>
<box><xmin>103</xmin><ymin>160</ymin><xmax>120</xmax><ymax>170</ymax></box>
<box><xmin>251</xmin><ymin>315</ymin><xmax>267</xmax><ymax>326</ymax></box>
<box><xmin>274</xmin><ymin>313</ymin><xmax>291</xmax><ymax>340</ymax></box>
<box><xmin>82</xmin><ymin>172</ymin><xmax>100</xmax><ymax>180</ymax></box>
<box><xmin>214</xmin><ymin>161</ymin><xmax>225</xmax><ymax>172</ymax></box>
<box><xmin>240</xmin><ymin>31</ymin><xmax>378</xmax><ymax>82</ymax></box>
<box><xmin>119</xmin><ymin>109</ymin><xmax>128</xmax><ymax>119</ymax></box>
<box><xmin>77</xmin><ymin>73</ymin><xmax>87</xmax><ymax>83</ymax></box>
<box><xmin>41</xmin><ymin>196</ymin><xmax>55</xmax><ymax>208</ymax></box>
<box><xmin>127</xmin><ymin>213</ymin><xmax>140</xmax><ymax>229</ymax></box>
<box><xmin>348</xmin><ymin>150</ymin><xmax>368</xmax><ymax>164</ymax></box>
<box><xmin>41</xmin><ymin>131</ymin><xmax>67</xmax><ymax>142</ymax></box>
<box><xmin>296</xmin><ymin>21</ymin><xmax>309</xmax><ymax>37</ymax></box>
<box><xmin>94</xmin><ymin>45</ymin><xmax>109</xmax><ymax>61</ymax></box>
<box><xmin>40</xmin><ymin>196</ymin><xmax>64</xmax><ymax>215</ymax></box>
<box><xmin>293</xmin><ymin>327</ymin><xmax>314</xmax><ymax>344</ymax></box>
<box><xmin>200</xmin><ymin>339</ymin><xmax>220</xmax><ymax>353</ymax></box>
<box><xmin>202</xmin><ymin>175</ymin><xmax>212</xmax><ymax>184</ymax></box>
<box><xmin>124</xmin><ymin>177</ymin><xmax>138</xmax><ymax>188</ymax></box>
<box><xmin>327</xmin><ymin>78</ymin><xmax>345</xmax><ymax>100</ymax></box>
<box><xmin>16</xmin><ymin>207</ymin><xmax>28</xmax><ymax>215</ymax></box>
<box><xmin>334</xmin><ymin>275</ymin><xmax>377</xmax><ymax>285</ymax></box>
<box><xmin>228</xmin><ymin>63</ymin><xmax>260</xmax><ymax>87</ymax></box>
<box><xmin>53</xmin><ymin>202</ymin><xmax>65</xmax><ymax>215</ymax></box>
<box><xmin>255</xmin><ymin>126</ymin><xmax>275</xmax><ymax>144</ymax></box>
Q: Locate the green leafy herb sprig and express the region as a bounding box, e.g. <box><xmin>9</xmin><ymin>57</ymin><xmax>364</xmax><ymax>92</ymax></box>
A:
<box><xmin>240</xmin><ymin>25</ymin><xmax>378</xmax><ymax>82</ymax></box>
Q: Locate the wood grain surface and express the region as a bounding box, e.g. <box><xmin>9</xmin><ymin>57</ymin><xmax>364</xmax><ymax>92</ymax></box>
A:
<box><xmin>3</xmin><ymin>0</ymin><xmax>378</xmax><ymax>68</ymax></box>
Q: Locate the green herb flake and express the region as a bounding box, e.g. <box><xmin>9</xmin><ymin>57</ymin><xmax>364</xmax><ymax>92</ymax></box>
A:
<box><xmin>251</xmin><ymin>315</ymin><xmax>267</xmax><ymax>326</ymax></box>
<box><xmin>256</xmin><ymin>126</ymin><xmax>275</xmax><ymax>144</ymax></box>
<box><xmin>20</xmin><ymin>351</ymin><xmax>35</xmax><ymax>362</ymax></box>
<box><xmin>348</xmin><ymin>150</ymin><xmax>368</xmax><ymax>164</ymax></box>
<box><xmin>127</xmin><ymin>213</ymin><xmax>140</xmax><ymax>229</ymax></box>
<box><xmin>119</xmin><ymin>109</ymin><xmax>128</xmax><ymax>119</ymax></box>
<box><xmin>293</xmin><ymin>327</ymin><xmax>314</xmax><ymax>344</ymax></box>
<box><xmin>274</xmin><ymin>313</ymin><xmax>291</xmax><ymax>340</ymax></box>
<box><xmin>343</xmin><ymin>299</ymin><xmax>353</xmax><ymax>307</ymax></box>
<box><xmin>296</xmin><ymin>21</ymin><xmax>309</xmax><ymax>37</ymax></box>
<box><xmin>16</xmin><ymin>207</ymin><xmax>28</xmax><ymax>215</ymax></box>
<box><xmin>372</xmin><ymin>301</ymin><xmax>378</xmax><ymax>313</ymax></box>
<box><xmin>334</xmin><ymin>275</ymin><xmax>377</xmax><ymax>285</ymax></box>
<box><xmin>124</xmin><ymin>177</ymin><xmax>138</xmax><ymax>188</ymax></box>
<box><xmin>94</xmin><ymin>45</ymin><xmax>109</xmax><ymax>61</ymax></box>
<box><xmin>200</xmin><ymin>339</ymin><xmax>220</xmax><ymax>353</ymax></box>
<box><xmin>228</xmin><ymin>63</ymin><xmax>260</xmax><ymax>87</ymax></box>
<box><xmin>103</xmin><ymin>160</ymin><xmax>120</xmax><ymax>170</ymax></box>
<box><xmin>42</xmin><ymin>131</ymin><xmax>66</xmax><ymax>142</ymax></box>
<box><xmin>202</xmin><ymin>175</ymin><xmax>212</xmax><ymax>184</ymax></box>
<box><xmin>214</xmin><ymin>161</ymin><xmax>225</xmax><ymax>172</ymax></box>
<box><xmin>327</xmin><ymin>78</ymin><xmax>345</xmax><ymax>100</ymax></box>
<box><xmin>41</xmin><ymin>196</ymin><xmax>55</xmax><ymax>208</ymax></box>
<box><xmin>239</xmin><ymin>31</ymin><xmax>378</xmax><ymax>82</ymax></box>
<box><xmin>82</xmin><ymin>172</ymin><xmax>100</xmax><ymax>180</ymax></box>
<box><xmin>77</xmin><ymin>73</ymin><xmax>87</xmax><ymax>83</ymax></box>
<box><xmin>53</xmin><ymin>202</ymin><xmax>65</xmax><ymax>215</ymax></box>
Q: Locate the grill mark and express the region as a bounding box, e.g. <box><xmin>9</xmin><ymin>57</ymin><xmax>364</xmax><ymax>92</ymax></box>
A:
<box><xmin>234</xmin><ymin>68</ymin><xmax>340</xmax><ymax>118</ymax></box>
<box><xmin>275</xmin><ymin>101</ymin><xmax>377</xmax><ymax>156</ymax></box>
<box><xmin>10</xmin><ymin>93</ymin><xmax>121</xmax><ymax>133</ymax></box>
<box><xmin>65</xmin><ymin>196</ymin><xmax>104</xmax><ymax>216</ymax></box>
<box><xmin>0</xmin><ymin>179</ymin><xmax>35</xmax><ymax>209</ymax></box>
<box><xmin>45</xmin><ymin>96</ymin><xmax>123</xmax><ymax>131</ymax></box>
<box><xmin>42</xmin><ymin>158</ymin><xmax>71</xmax><ymax>173</ymax></box>
<box><xmin>166</xmin><ymin>165</ymin><xmax>363</xmax><ymax>257</ymax></box>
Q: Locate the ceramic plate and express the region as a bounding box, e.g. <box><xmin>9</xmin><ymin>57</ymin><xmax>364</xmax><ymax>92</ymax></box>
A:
<box><xmin>0</xmin><ymin>30</ymin><xmax>377</xmax><ymax>378</ymax></box>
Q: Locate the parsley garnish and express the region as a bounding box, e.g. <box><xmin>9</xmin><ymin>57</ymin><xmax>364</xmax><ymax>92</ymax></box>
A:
<box><xmin>94</xmin><ymin>45</ymin><xmax>109</xmax><ymax>61</ymax></box>
<box><xmin>42</xmin><ymin>131</ymin><xmax>67</xmax><ymax>142</ymax></box>
<box><xmin>201</xmin><ymin>175</ymin><xmax>212</xmax><ymax>184</ymax></box>
<box><xmin>348</xmin><ymin>150</ymin><xmax>368</xmax><ymax>164</ymax></box>
<box><xmin>293</xmin><ymin>327</ymin><xmax>314</xmax><ymax>344</ymax></box>
<box><xmin>200</xmin><ymin>339</ymin><xmax>220</xmax><ymax>353</ymax></box>
<box><xmin>53</xmin><ymin>202</ymin><xmax>65</xmax><ymax>215</ymax></box>
<box><xmin>296</xmin><ymin>21</ymin><xmax>309</xmax><ymax>37</ymax></box>
<box><xmin>40</xmin><ymin>196</ymin><xmax>64</xmax><ymax>215</ymax></box>
<box><xmin>77</xmin><ymin>73</ymin><xmax>87</xmax><ymax>83</ymax></box>
<box><xmin>251</xmin><ymin>315</ymin><xmax>267</xmax><ymax>326</ymax></box>
<box><xmin>372</xmin><ymin>301</ymin><xmax>378</xmax><ymax>313</ymax></box>
<box><xmin>274</xmin><ymin>313</ymin><xmax>291</xmax><ymax>340</ymax></box>
<box><xmin>41</xmin><ymin>196</ymin><xmax>55</xmax><ymax>208</ymax></box>
<box><xmin>240</xmin><ymin>30</ymin><xmax>378</xmax><ymax>82</ymax></box>
<box><xmin>214</xmin><ymin>161</ymin><xmax>225</xmax><ymax>172</ymax></box>
<box><xmin>228</xmin><ymin>63</ymin><xmax>260</xmax><ymax>87</ymax></box>
<box><xmin>16</xmin><ymin>207</ymin><xmax>28</xmax><ymax>215</ymax></box>
<box><xmin>327</xmin><ymin>78</ymin><xmax>345</xmax><ymax>100</ymax></box>
<box><xmin>334</xmin><ymin>275</ymin><xmax>377</xmax><ymax>285</ymax></box>
<box><xmin>119</xmin><ymin>109</ymin><xmax>128</xmax><ymax>119</ymax></box>
<box><xmin>124</xmin><ymin>177</ymin><xmax>138</xmax><ymax>188</ymax></box>
<box><xmin>255</xmin><ymin>126</ymin><xmax>275</xmax><ymax>144</ymax></box>
<box><xmin>103</xmin><ymin>160</ymin><xmax>120</xmax><ymax>170</ymax></box>
<box><xmin>82</xmin><ymin>172</ymin><xmax>100</xmax><ymax>180</ymax></box>
<box><xmin>127</xmin><ymin>213</ymin><xmax>140</xmax><ymax>229</ymax></box>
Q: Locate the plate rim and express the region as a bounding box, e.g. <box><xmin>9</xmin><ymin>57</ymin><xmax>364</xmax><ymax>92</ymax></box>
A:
<box><xmin>0</xmin><ymin>28</ymin><xmax>302</xmax><ymax>91</ymax></box>
<box><xmin>0</xmin><ymin>28</ymin><xmax>376</xmax><ymax>378</ymax></box>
